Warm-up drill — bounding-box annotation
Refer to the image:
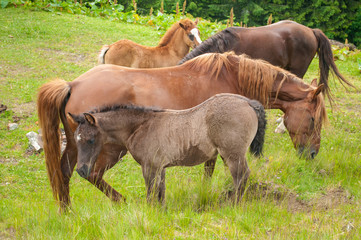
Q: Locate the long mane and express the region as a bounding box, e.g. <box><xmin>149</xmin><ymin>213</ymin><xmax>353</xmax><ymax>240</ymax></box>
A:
<box><xmin>180</xmin><ymin>52</ymin><xmax>328</xmax><ymax>125</ymax></box>
<box><xmin>178</xmin><ymin>27</ymin><xmax>238</xmax><ymax>64</ymax></box>
<box><xmin>182</xmin><ymin>52</ymin><xmax>296</xmax><ymax>105</ymax></box>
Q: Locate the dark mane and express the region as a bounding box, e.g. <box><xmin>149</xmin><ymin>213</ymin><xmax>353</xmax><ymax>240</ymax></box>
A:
<box><xmin>91</xmin><ymin>104</ymin><xmax>164</xmax><ymax>114</ymax></box>
<box><xmin>178</xmin><ymin>27</ymin><xmax>239</xmax><ymax>65</ymax></box>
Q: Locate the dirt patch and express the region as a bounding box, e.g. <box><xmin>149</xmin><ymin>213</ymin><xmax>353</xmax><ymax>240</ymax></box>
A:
<box><xmin>40</xmin><ymin>47</ymin><xmax>88</xmax><ymax>64</ymax></box>
<box><xmin>0</xmin><ymin>157</ymin><xmax>18</xmax><ymax>165</ymax></box>
<box><xmin>246</xmin><ymin>182</ymin><xmax>353</xmax><ymax>213</ymax></box>
<box><xmin>0</xmin><ymin>227</ymin><xmax>16</xmax><ymax>239</ymax></box>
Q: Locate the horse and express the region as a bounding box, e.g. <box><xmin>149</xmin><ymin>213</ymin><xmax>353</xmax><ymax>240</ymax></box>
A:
<box><xmin>37</xmin><ymin>52</ymin><xmax>327</xmax><ymax>211</ymax></box>
<box><xmin>98</xmin><ymin>18</ymin><xmax>201</xmax><ymax>68</ymax></box>
<box><xmin>178</xmin><ymin>20</ymin><xmax>354</xmax><ymax>101</ymax></box>
<box><xmin>68</xmin><ymin>94</ymin><xmax>266</xmax><ymax>203</ymax></box>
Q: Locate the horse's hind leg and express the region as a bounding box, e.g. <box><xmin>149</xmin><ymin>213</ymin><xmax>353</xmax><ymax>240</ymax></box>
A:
<box><xmin>222</xmin><ymin>153</ymin><xmax>250</xmax><ymax>202</ymax></box>
<box><xmin>204</xmin><ymin>158</ymin><xmax>217</xmax><ymax>179</ymax></box>
<box><xmin>59</xmin><ymin>143</ymin><xmax>78</xmax><ymax>210</ymax></box>
<box><xmin>86</xmin><ymin>145</ymin><xmax>127</xmax><ymax>202</ymax></box>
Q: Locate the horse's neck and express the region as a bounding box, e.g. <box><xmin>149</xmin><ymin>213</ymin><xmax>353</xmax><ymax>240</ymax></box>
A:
<box><xmin>99</xmin><ymin>111</ymin><xmax>149</xmax><ymax>144</ymax></box>
<box><xmin>159</xmin><ymin>28</ymin><xmax>190</xmax><ymax>58</ymax></box>
<box><xmin>269</xmin><ymin>76</ymin><xmax>310</xmax><ymax>110</ymax></box>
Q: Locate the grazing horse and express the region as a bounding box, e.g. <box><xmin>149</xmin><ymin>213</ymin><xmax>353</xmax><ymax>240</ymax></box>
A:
<box><xmin>179</xmin><ymin>20</ymin><xmax>354</xmax><ymax>100</ymax></box>
<box><xmin>98</xmin><ymin>18</ymin><xmax>201</xmax><ymax>67</ymax></box>
<box><xmin>37</xmin><ymin>52</ymin><xmax>327</xmax><ymax>211</ymax></box>
<box><xmin>69</xmin><ymin>94</ymin><xmax>266</xmax><ymax>203</ymax></box>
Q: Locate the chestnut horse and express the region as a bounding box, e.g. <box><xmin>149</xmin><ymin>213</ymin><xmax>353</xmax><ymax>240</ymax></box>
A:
<box><xmin>179</xmin><ymin>20</ymin><xmax>354</xmax><ymax>100</ymax></box>
<box><xmin>37</xmin><ymin>52</ymin><xmax>327</xmax><ymax>210</ymax></box>
<box><xmin>98</xmin><ymin>18</ymin><xmax>201</xmax><ymax>67</ymax></box>
<box><xmin>69</xmin><ymin>94</ymin><xmax>266</xmax><ymax>203</ymax></box>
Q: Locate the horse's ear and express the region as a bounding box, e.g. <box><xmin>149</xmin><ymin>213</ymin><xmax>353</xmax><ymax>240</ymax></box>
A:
<box><xmin>84</xmin><ymin>113</ymin><xmax>96</xmax><ymax>126</ymax></box>
<box><xmin>310</xmin><ymin>78</ymin><xmax>318</xmax><ymax>87</ymax></box>
<box><xmin>179</xmin><ymin>22</ymin><xmax>186</xmax><ymax>30</ymax></box>
<box><xmin>194</xmin><ymin>18</ymin><xmax>199</xmax><ymax>25</ymax></box>
<box><xmin>311</xmin><ymin>83</ymin><xmax>324</xmax><ymax>101</ymax></box>
<box><xmin>67</xmin><ymin>112</ymin><xmax>78</xmax><ymax>125</ymax></box>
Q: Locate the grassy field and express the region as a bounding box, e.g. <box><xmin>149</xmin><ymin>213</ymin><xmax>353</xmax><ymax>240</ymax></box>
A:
<box><xmin>1</xmin><ymin>7</ymin><xmax>361</xmax><ymax>239</ymax></box>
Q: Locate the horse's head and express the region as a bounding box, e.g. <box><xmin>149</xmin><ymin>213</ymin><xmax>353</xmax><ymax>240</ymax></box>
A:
<box><xmin>282</xmin><ymin>81</ymin><xmax>327</xmax><ymax>159</ymax></box>
<box><xmin>68</xmin><ymin>112</ymin><xmax>105</xmax><ymax>178</ymax></box>
<box><xmin>179</xmin><ymin>18</ymin><xmax>202</xmax><ymax>48</ymax></box>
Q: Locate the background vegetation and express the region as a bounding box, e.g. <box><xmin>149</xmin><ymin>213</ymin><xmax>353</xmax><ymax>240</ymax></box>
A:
<box><xmin>0</xmin><ymin>4</ymin><xmax>361</xmax><ymax>239</ymax></box>
<box><xmin>3</xmin><ymin>0</ymin><xmax>361</xmax><ymax>47</ymax></box>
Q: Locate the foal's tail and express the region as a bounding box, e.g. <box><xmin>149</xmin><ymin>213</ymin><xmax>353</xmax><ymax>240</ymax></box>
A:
<box><xmin>312</xmin><ymin>29</ymin><xmax>355</xmax><ymax>101</ymax></box>
<box><xmin>248</xmin><ymin>100</ymin><xmax>266</xmax><ymax>156</ymax></box>
<box><xmin>98</xmin><ymin>45</ymin><xmax>109</xmax><ymax>64</ymax></box>
<box><xmin>37</xmin><ymin>79</ymin><xmax>71</xmax><ymax>202</ymax></box>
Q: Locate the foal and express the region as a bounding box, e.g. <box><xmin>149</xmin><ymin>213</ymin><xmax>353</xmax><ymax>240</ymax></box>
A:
<box><xmin>69</xmin><ymin>94</ymin><xmax>266</xmax><ymax>203</ymax></box>
<box><xmin>98</xmin><ymin>18</ymin><xmax>201</xmax><ymax>67</ymax></box>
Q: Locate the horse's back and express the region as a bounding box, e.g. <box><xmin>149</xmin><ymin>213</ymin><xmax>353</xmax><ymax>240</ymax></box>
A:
<box><xmin>66</xmin><ymin>64</ymin><xmax>137</xmax><ymax>115</ymax></box>
<box><xmin>228</xmin><ymin>20</ymin><xmax>318</xmax><ymax>76</ymax></box>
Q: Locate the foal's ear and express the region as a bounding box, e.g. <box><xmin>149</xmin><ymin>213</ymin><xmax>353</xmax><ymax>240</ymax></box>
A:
<box><xmin>83</xmin><ymin>113</ymin><xmax>97</xmax><ymax>126</ymax></box>
<box><xmin>311</xmin><ymin>83</ymin><xmax>324</xmax><ymax>101</ymax></box>
<box><xmin>194</xmin><ymin>18</ymin><xmax>199</xmax><ymax>25</ymax></box>
<box><xmin>179</xmin><ymin>22</ymin><xmax>186</xmax><ymax>30</ymax></box>
<box><xmin>310</xmin><ymin>78</ymin><xmax>318</xmax><ymax>87</ymax></box>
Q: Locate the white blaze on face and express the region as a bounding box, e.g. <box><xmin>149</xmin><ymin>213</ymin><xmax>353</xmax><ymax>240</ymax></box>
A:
<box><xmin>77</xmin><ymin>133</ymin><xmax>81</xmax><ymax>142</ymax></box>
<box><xmin>190</xmin><ymin>28</ymin><xmax>202</xmax><ymax>44</ymax></box>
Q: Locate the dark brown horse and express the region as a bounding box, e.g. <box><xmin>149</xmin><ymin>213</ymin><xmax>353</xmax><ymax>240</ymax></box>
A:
<box><xmin>98</xmin><ymin>18</ymin><xmax>201</xmax><ymax>67</ymax></box>
<box><xmin>37</xmin><ymin>52</ymin><xmax>327</xmax><ymax>211</ymax></box>
<box><xmin>179</xmin><ymin>20</ymin><xmax>354</xmax><ymax>100</ymax></box>
<box><xmin>69</xmin><ymin>94</ymin><xmax>266</xmax><ymax>203</ymax></box>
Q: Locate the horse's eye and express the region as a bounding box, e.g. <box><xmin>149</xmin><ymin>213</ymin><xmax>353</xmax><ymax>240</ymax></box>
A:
<box><xmin>87</xmin><ymin>139</ymin><xmax>95</xmax><ymax>145</ymax></box>
<box><xmin>311</xmin><ymin>117</ymin><xmax>314</xmax><ymax>122</ymax></box>
<box><xmin>188</xmin><ymin>34</ymin><xmax>195</xmax><ymax>41</ymax></box>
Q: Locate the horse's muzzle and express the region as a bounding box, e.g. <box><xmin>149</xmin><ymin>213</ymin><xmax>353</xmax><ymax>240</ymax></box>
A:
<box><xmin>298</xmin><ymin>146</ymin><xmax>318</xmax><ymax>159</ymax></box>
<box><xmin>76</xmin><ymin>165</ymin><xmax>90</xmax><ymax>178</ymax></box>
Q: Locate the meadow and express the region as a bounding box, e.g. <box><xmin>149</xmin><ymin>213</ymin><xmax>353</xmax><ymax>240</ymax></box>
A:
<box><xmin>0</xmin><ymin>7</ymin><xmax>361</xmax><ymax>239</ymax></box>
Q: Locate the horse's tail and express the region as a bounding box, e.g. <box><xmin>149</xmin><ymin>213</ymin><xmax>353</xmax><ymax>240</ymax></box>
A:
<box><xmin>98</xmin><ymin>45</ymin><xmax>109</xmax><ymax>64</ymax></box>
<box><xmin>37</xmin><ymin>79</ymin><xmax>71</xmax><ymax>202</ymax></box>
<box><xmin>248</xmin><ymin>100</ymin><xmax>266</xmax><ymax>156</ymax></box>
<box><xmin>312</xmin><ymin>29</ymin><xmax>355</xmax><ymax>101</ymax></box>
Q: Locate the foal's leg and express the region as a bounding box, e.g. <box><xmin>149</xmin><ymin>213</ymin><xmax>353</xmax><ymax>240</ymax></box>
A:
<box><xmin>86</xmin><ymin>144</ymin><xmax>127</xmax><ymax>202</ymax></box>
<box><xmin>204</xmin><ymin>158</ymin><xmax>217</xmax><ymax>179</ymax></box>
<box><xmin>142</xmin><ymin>164</ymin><xmax>163</xmax><ymax>203</ymax></box>
<box><xmin>223</xmin><ymin>154</ymin><xmax>250</xmax><ymax>202</ymax></box>
<box><xmin>158</xmin><ymin>169</ymin><xmax>166</xmax><ymax>203</ymax></box>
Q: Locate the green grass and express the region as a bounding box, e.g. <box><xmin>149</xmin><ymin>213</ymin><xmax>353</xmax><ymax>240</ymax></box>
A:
<box><xmin>1</xmin><ymin>7</ymin><xmax>361</xmax><ymax>239</ymax></box>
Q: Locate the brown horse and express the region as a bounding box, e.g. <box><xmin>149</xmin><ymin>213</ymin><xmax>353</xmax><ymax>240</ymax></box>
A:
<box><xmin>98</xmin><ymin>18</ymin><xmax>201</xmax><ymax>67</ymax></box>
<box><xmin>179</xmin><ymin>20</ymin><xmax>354</xmax><ymax>100</ymax></box>
<box><xmin>69</xmin><ymin>94</ymin><xmax>266</xmax><ymax>203</ymax></box>
<box><xmin>37</xmin><ymin>52</ymin><xmax>327</xmax><ymax>210</ymax></box>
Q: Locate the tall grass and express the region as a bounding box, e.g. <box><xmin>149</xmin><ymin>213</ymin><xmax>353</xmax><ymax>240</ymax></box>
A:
<box><xmin>0</xmin><ymin>7</ymin><xmax>360</xmax><ymax>239</ymax></box>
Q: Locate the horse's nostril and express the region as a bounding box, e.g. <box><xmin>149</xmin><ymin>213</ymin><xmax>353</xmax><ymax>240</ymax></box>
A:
<box><xmin>310</xmin><ymin>151</ymin><xmax>317</xmax><ymax>159</ymax></box>
<box><xmin>76</xmin><ymin>165</ymin><xmax>89</xmax><ymax>178</ymax></box>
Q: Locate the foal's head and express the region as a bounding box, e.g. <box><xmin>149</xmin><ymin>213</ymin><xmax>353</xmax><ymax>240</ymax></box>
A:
<box><xmin>281</xmin><ymin>81</ymin><xmax>327</xmax><ymax>159</ymax></box>
<box><xmin>68</xmin><ymin>113</ymin><xmax>104</xmax><ymax>178</ymax></box>
<box><xmin>179</xmin><ymin>18</ymin><xmax>202</xmax><ymax>48</ymax></box>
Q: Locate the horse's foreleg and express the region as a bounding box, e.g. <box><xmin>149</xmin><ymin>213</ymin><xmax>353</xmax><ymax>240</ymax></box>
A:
<box><xmin>87</xmin><ymin>174</ymin><xmax>126</xmax><ymax>202</ymax></box>
<box><xmin>142</xmin><ymin>165</ymin><xmax>162</xmax><ymax>204</ymax></box>
<box><xmin>85</xmin><ymin>146</ymin><xmax>127</xmax><ymax>202</ymax></box>
<box><xmin>158</xmin><ymin>169</ymin><xmax>166</xmax><ymax>204</ymax></box>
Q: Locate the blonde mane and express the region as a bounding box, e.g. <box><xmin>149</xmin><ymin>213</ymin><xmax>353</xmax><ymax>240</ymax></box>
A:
<box><xmin>182</xmin><ymin>52</ymin><xmax>327</xmax><ymax>124</ymax></box>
